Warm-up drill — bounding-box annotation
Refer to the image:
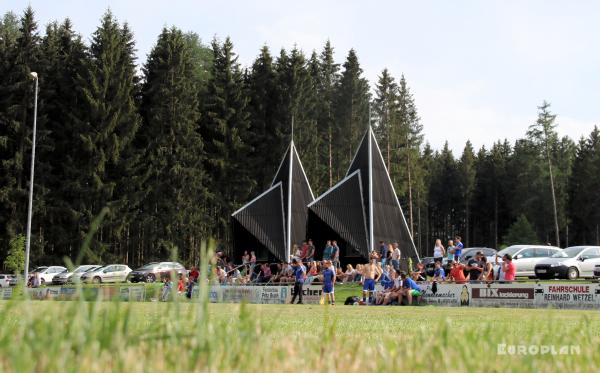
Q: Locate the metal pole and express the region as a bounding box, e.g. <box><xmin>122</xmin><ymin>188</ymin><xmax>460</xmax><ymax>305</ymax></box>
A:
<box><xmin>24</xmin><ymin>73</ymin><xmax>38</xmax><ymax>285</ymax></box>
<box><xmin>368</xmin><ymin>104</ymin><xmax>374</xmax><ymax>252</ymax></box>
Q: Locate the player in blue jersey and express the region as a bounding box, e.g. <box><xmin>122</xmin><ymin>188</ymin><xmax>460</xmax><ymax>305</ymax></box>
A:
<box><xmin>322</xmin><ymin>260</ymin><xmax>336</xmax><ymax>305</ymax></box>
<box><xmin>453</xmin><ymin>235</ymin><xmax>464</xmax><ymax>261</ymax></box>
<box><xmin>290</xmin><ymin>258</ymin><xmax>306</xmax><ymax>304</ymax></box>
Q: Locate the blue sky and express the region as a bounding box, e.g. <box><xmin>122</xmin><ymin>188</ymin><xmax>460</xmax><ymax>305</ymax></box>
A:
<box><xmin>2</xmin><ymin>0</ymin><xmax>599</xmax><ymax>154</ymax></box>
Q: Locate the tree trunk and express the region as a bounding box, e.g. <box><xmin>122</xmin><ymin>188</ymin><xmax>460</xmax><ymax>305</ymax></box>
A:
<box><xmin>546</xmin><ymin>150</ymin><xmax>560</xmax><ymax>246</ymax></box>
<box><xmin>407</xmin><ymin>151</ymin><xmax>414</xmax><ymax>237</ymax></box>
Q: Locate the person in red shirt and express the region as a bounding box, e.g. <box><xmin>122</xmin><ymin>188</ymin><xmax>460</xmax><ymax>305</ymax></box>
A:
<box><xmin>448</xmin><ymin>261</ymin><xmax>467</xmax><ymax>284</ymax></box>
<box><xmin>189</xmin><ymin>267</ymin><xmax>199</xmax><ymax>283</ymax></box>
<box><xmin>501</xmin><ymin>253</ymin><xmax>516</xmax><ymax>282</ymax></box>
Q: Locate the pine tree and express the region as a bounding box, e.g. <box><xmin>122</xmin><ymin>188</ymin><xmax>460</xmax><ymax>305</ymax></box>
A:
<box><xmin>502</xmin><ymin>215</ymin><xmax>538</xmax><ymax>246</ymax></box>
<box><xmin>75</xmin><ymin>11</ymin><xmax>142</xmax><ymax>261</ymax></box>
<box><xmin>373</xmin><ymin>68</ymin><xmax>398</xmax><ymax>172</ymax></box>
<box><xmin>36</xmin><ymin>19</ymin><xmax>90</xmax><ymax>260</ymax></box>
<box><xmin>317</xmin><ymin>41</ymin><xmax>340</xmax><ymax>189</ymax></box>
<box><xmin>202</xmin><ymin>37</ymin><xmax>254</xmax><ymax>241</ymax></box>
<box><xmin>458</xmin><ymin>141</ymin><xmax>476</xmax><ymax>246</ymax></box>
<box><xmin>395</xmin><ymin>75</ymin><xmax>423</xmax><ymax>236</ymax></box>
<box><xmin>139</xmin><ymin>27</ymin><xmax>206</xmax><ymax>263</ymax></box>
<box><xmin>246</xmin><ymin>45</ymin><xmax>280</xmax><ymax>191</ymax></box>
<box><xmin>527</xmin><ymin>101</ymin><xmax>560</xmax><ymax>245</ymax></box>
<box><xmin>568</xmin><ymin>127</ymin><xmax>600</xmax><ymax>245</ymax></box>
<box><xmin>333</xmin><ymin>49</ymin><xmax>371</xmax><ymax>179</ymax></box>
<box><xmin>0</xmin><ymin>7</ymin><xmax>43</xmax><ymax>260</ymax></box>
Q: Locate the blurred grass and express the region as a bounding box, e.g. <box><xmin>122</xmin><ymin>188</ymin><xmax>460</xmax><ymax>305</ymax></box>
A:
<box><xmin>0</xmin><ymin>298</ymin><xmax>598</xmax><ymax>372</ymax></box>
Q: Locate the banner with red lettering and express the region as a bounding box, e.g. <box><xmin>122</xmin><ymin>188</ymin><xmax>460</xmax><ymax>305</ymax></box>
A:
<box><xmin>534</xmin><ymin>283</ymin><xmax>600</xmax><ymax>309</ymax></box>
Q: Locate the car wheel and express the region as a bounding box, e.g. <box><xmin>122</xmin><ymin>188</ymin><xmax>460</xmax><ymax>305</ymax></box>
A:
<box><xmin>567</xmin><ymin>267</ymin><xmax>579</xmax><ymax>280</ymax></box>
<box><xmin>93</xmin><ymin>276</ymin><xmax>102</xmax><ymax>284</ymax></box>
<box><xmin>40</xmin><ymin>278</ymin><xmax>45</xmax><ymax>285</ymax></box>
<box><xmin>146</xmin><ymin>274</ymin><xmax>156</xmax><ymax>283</ymax></box>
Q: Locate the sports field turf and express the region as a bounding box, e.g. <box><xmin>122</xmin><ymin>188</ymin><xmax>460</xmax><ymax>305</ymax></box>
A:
<box><xmin>1</xmin><ymin>298</ymin><xmax>599</xmax><ymax>372</ymax></box>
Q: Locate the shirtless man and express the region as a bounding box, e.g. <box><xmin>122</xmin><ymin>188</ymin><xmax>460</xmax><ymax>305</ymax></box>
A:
<box><xmin>361</xmin><ymin>259</ymin><xmax>382</xmax><ymax>305</ymax></box>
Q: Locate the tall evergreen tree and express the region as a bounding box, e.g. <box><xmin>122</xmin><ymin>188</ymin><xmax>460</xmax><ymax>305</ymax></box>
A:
<box><xmin>75</xmin><ymin>11</ymin><xmax>142</xmax><ymax>260</ymax></box>
<box><xmin>569</xmin><ymin>127</ymin><xmax>600</xmax><ymax>245</ymax></box>
<box><xmin>527</xmin><ymin>101</ymin><xmax>560</xmax><ymax>246</ymax></box>
<box><xmin>373</xmin><ymin>68</ymin><xmax>398</xmax><ymax>172</ymax></box>
<box><xmin>0</xmin><ymin>7</ymin><xmax>43</xmax><ymax>259</ymax></box>
<box><xmin>202</xmin><ymin>37</ymin><xmax>254</xmax><ymax>241</ymax></box>
<box><xmin>246</xmin><ymin>45</ymin><xmax>280</xmax><ymax>191</ymax></box>
<box><xmin>458</xmin><ymin>141</ymin><xmax>476</xmax><ymax>246</ymax></box>
<box><xmin>317</xmin><ymin>41</ymin><xmax>340</xmax><ymax>189</ymax></box>
<box><xmin>333</xmin><ymin>49</ymin><xmax>370</xmax><ymax>180</ymax></box>
<box><xmin>139</xmin><ymin>27</ymin><xmax>206</xmax><ymax>263</ymax></box>
<box><xmin>395</xmin><ymin>75</ymin><xmax>424</xmax><ymax>236</ymax></box>
<box><xmin>38</xmin><ymin>19</ymin><xmax>89</xmax><ymax>260</ymax></box>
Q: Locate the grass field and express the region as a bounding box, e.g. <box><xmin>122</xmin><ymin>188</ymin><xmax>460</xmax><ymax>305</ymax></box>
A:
<box><xmin>1</xmin><ymin>297</ymin><xmax>599</xmax><ymax>372</ymax></box>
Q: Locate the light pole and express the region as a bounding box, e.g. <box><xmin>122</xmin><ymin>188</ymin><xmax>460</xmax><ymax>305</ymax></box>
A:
<box><xmin>24</xmin><ymin>71</ymin><xmax>38</xmax><ymax>285</ymax></box>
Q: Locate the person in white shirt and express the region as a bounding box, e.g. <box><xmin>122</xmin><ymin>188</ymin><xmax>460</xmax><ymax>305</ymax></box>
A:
<box><xmin>391</xmin><ymin>243</ymin><xmax>401</xmax><ymax>270</ymax></box>
<box><xmin>433</xmin><ymin>239</ymin><xmax>446</xmax><ymax>264</ymax></box>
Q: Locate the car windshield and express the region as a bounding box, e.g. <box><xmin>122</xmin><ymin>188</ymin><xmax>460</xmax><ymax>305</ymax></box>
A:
<box><xmin>74</xmin><ymin>266</ymin><xmax>91</xmax><ymax>273</ymax></box>
<box><xmin>497</xmin><ymin>246</ymin><xmax>522</xmax><ymax>257</ymax></box>
<box><xmin>138</xmin><ymin>263</ymin><xmax>159</xmax><ymax>270</ymax></box>
<box><xmin>552</xmin><ymin>247</ymin><xmax>584</xmax><ymax>258</ymax></box>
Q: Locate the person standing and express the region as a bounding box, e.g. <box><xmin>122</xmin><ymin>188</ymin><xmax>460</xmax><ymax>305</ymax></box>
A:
<box><xmin>379</xmin><ymin>241</ymin><xmax>388</xmax><ymax>266</ymax></box>
<box><xmin>446</xmin><ymin>240</ymin><xmax>455</xmax><ymax>262</ymax></box>
<box><xmin>453</xmin><ymin>236</ymin><xmax>464</xmax><ymax>261</ymax></box>
<box><xmin>391</xmin><ymin>243</ymin><xmax>401</xmax><ymax>271</ymax></box>
<box><xmin>331</xmin><ymin>240</ymin><xmax>340</xmax><ymax>269</ymax></box>
<box><xmin>322</xmin><ymin>260</ymin><xmax>336</xmax><ymax>305</ymax></box>
<box><xmin>250</xmin><ymin>251</ymin><xmax>257</xmax><ymax>275</ymax></box>
<box><xmin>290</xmin><ymin>259</ymin><xmax>306</xmax><ymax>304</ymax></box>
<box><xmin>500</xmin><ymin>253</ymin><xmax>516</xmax><ymax>282</ymax></box>
<box><xmin>361</xmin><ymin>259</ymin><xmax>382</xmax><ymax>305</ymax></box>
<box><xmin>323</xmin><ymin>240</ymin><xmax>333</xmax><ymax>261</ymax></box>
<box><xmin>306</xmin><ymin>239</ymin><xmax>316</xmax><ymax>262</ymax></box>
<box><xmin>433</xmin><ymin>239</ymin><xmax>445</xmax><ymax>264</ymax></box>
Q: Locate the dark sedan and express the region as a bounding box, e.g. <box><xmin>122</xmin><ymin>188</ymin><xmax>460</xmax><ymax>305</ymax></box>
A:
<box><xmin>127</xmin><ymin>262</ymin><xmax>186</xmax><ymax>283</ymax></box>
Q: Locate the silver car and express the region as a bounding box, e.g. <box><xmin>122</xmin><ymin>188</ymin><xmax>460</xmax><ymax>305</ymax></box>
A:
<box><xmin>535</xmin><ymin>246</ymin><xmax>600</xmax><ymax>280</ymax></box>
<box><xmin>494</xmin><ymin>245</ymin><xmax>562</xmax><ymax>278</ymax></box>
<box><xmin>52</xmin><ymin>265</ymin><xmax>102</xmax><ymax>285</ymax></box>
<box><xmin>80</xmin><ymin>265</ymin><xmax>132</xmax><ymax>284</ymax></box>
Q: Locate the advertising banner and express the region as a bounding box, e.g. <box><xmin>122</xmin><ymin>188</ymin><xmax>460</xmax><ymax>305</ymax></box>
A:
<box><xmin>120</xmin><ymin>286</ymin><xmax>146</xmax><ymax>302</ymax></box>
<box><xmin>470</xmin><ymin>284</ymin><xmax>535</xmax><ymax>308</ymax></box>
<box><xmin>257</xmin><ymin>286</ymin><xmax>289</xmax><ymax>304</ymax></box>
<box><xmin>289</xmin><ymin>285</ymin><xmax>325</xmax><ymax>304</ymax></box>
<box><xmin>418</xmin><ymin>283</ymin><xmax>470</xmax><ymax>306</ymax></box>
<box><xmin>534</xmin><ymin>283</ymin><xmax>599</xmax><ymax>309</ymax></box>
<box><xmin>1</xmin><ymin>287</ymin><xmax>12</xmax><ymax>300</ymax></box>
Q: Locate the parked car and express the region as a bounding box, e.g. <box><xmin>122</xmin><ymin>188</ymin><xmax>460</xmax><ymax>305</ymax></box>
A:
<box><xmin>494</xmin><ymin>245</ymin><xmax>562</xmax><ymax>278</ymax></box>
<box><xmin>460</xmin><ymin>248</ymin><xmax>497</xmax><ymax>263</ymax></box>
<box><xmin>8</xmin><ymin>274</ymin><xmax>17</xmax><ymax>286</ymax></box>
<box><xmin>52</xmin><ymin>265</ymin><xmax>102</xmax><ymax>285</ymax></box>
<box><xmin>127</xmin><ymin>262</ymin><xmax>187</xmax><ymax>283</ymax></box>
<box><xmin>0</xmin><ymin>274</ymin><xmax>12</xmax><ymax>288</ymax></box>
<box><xmin>30</xmin><ymin>266</ymin><xmax>67</xmax><ymax>285</ymax></box>
<box><xmin>80</xmin><ymin>265</ymin><xmax>132</xmax><ymax>284</ymax></box>
<box><xmin>534</xmin><ymin>246</ymin><xmax>600</xmax><ymax>280</ymax></box>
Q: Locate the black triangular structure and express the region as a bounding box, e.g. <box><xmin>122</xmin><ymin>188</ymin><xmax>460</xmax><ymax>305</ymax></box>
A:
<box><xmin>308</xmin><ymin>127</ymin><xmax>420</xmax><ymax>263</ymax></box>
<box><xmin>232</xmin><ymin>141</ymin><xmax>314</xmax><ymax>262</ymax></box>
<box><xmin>307</xmin><ymin>171</ymin><xmax>369</xmax><ymax>259</ymax></box>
